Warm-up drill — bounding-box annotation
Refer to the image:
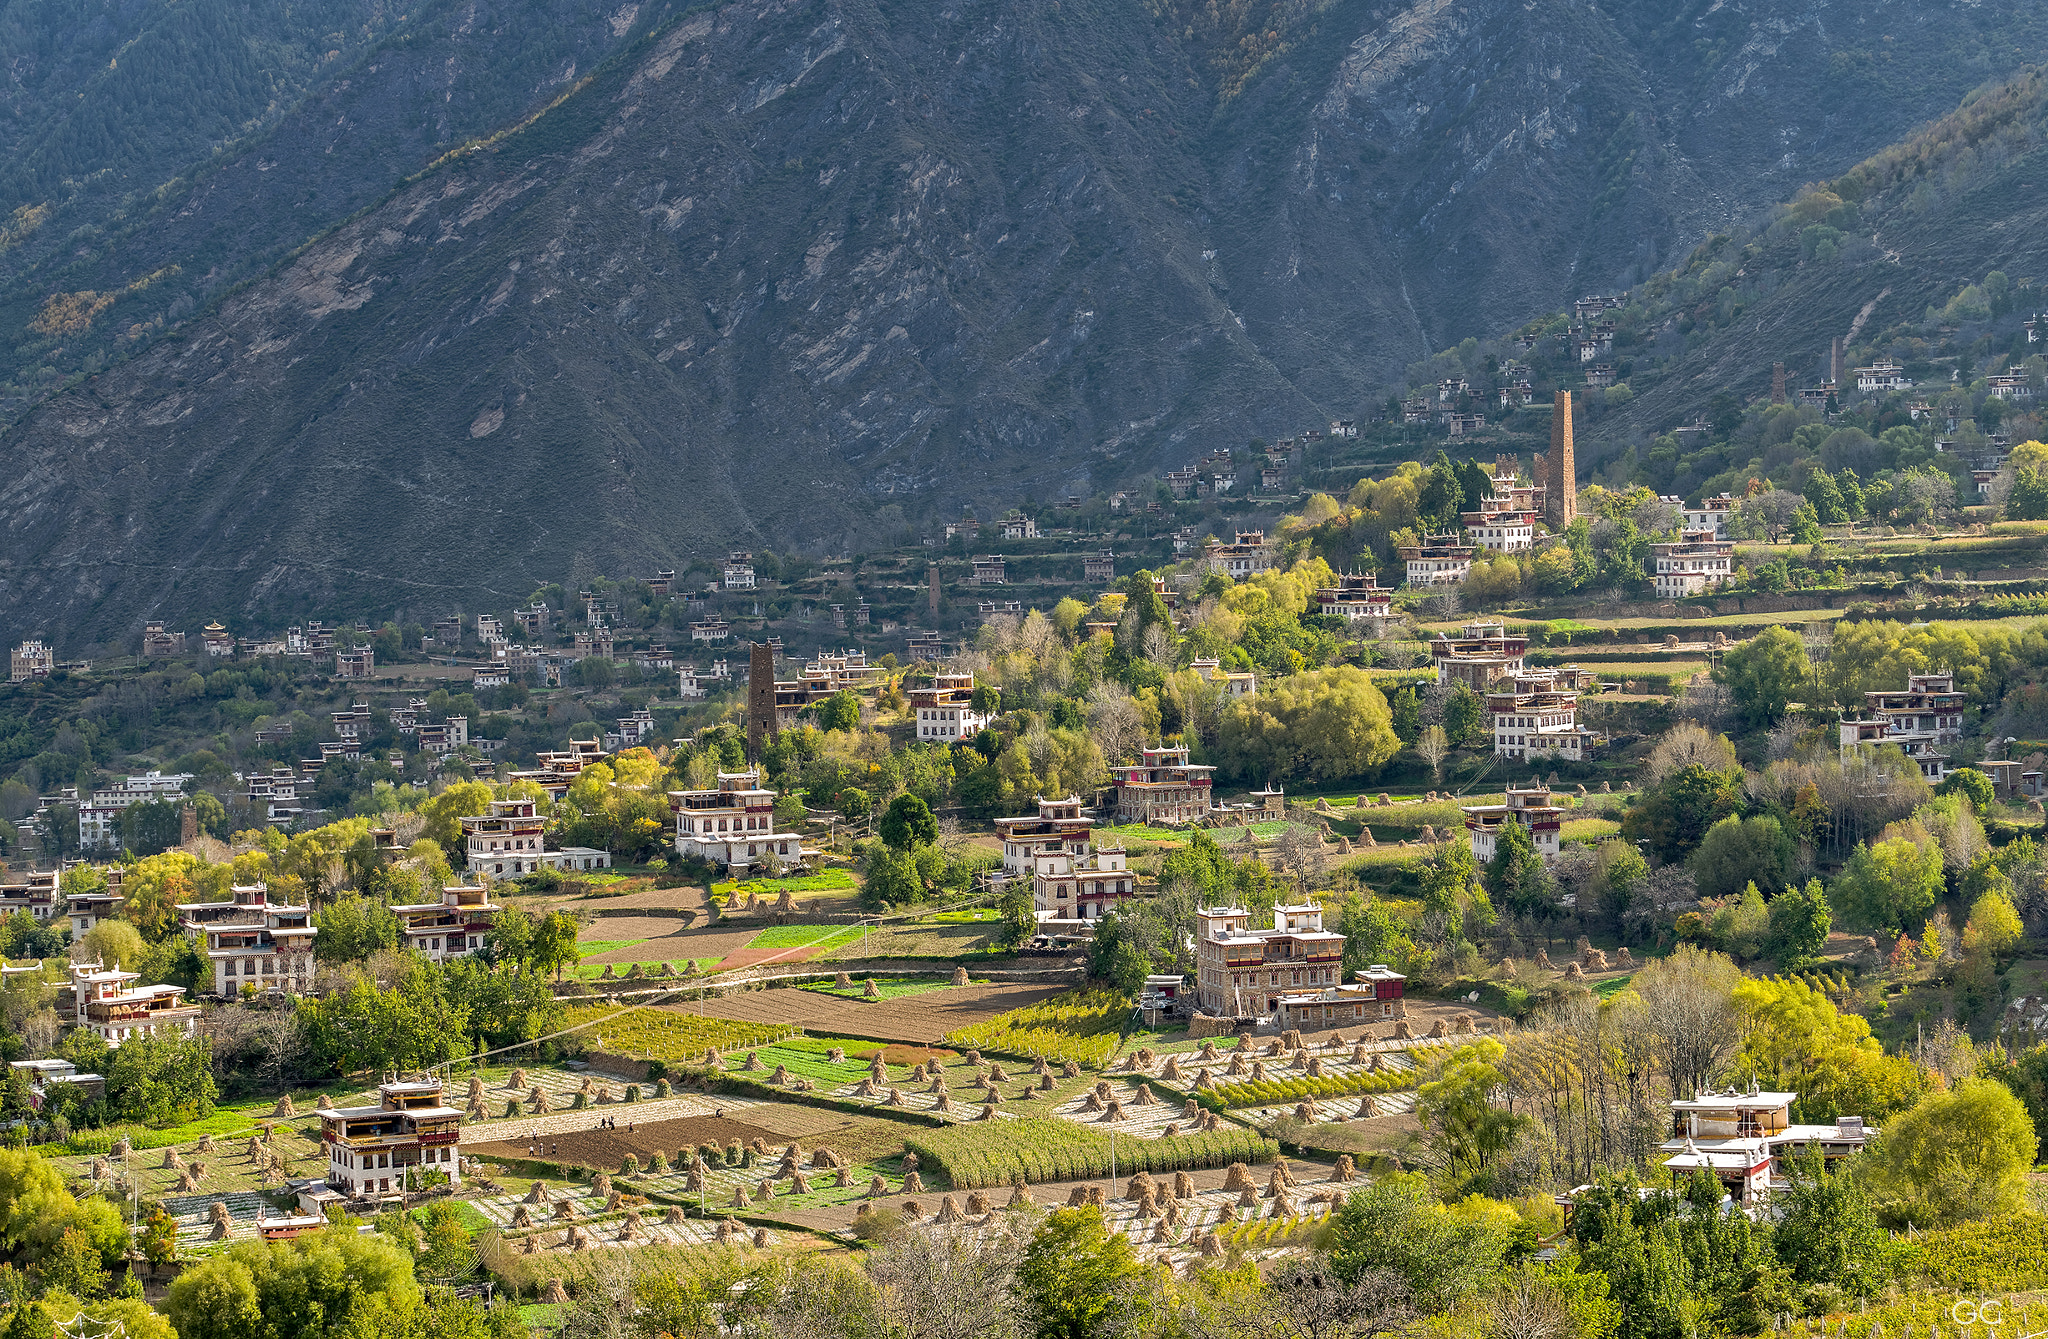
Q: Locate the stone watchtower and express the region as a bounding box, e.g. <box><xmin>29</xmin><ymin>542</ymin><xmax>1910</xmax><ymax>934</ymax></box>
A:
<box><xmin>1545</xmin><ymin>391</ymin><xmax>1576</xmax><ymax>532</ymax></box>
<box><xmin>746</xmin><ymin>642</ymin><xmax>777</xmax><ymax>761</ymax></box>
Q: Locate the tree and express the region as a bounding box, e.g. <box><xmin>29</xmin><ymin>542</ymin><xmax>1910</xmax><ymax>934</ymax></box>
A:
<box><xmin>1690</xmin><ymin>815</ymin><xmax>1793</xmax><ymax>901</ymax></box>
<box><xmin>1329</xmin><ymin>1174</ymin><xmax>1507</xmax><ymax>1312</ymax></box>
<box><xmin>1963</xmin><ymin>886</ymin><xmax>2023</xmax><ymax>958</ymax></box>
<box><xmin>1621</xmin><ymin>764</ymin><xmax>1743</xmax><ymax>863</ymax></box>
<box><xmin>868</xmin><ymin>1217</ymin><xmax>1026</xmax><ymax>1339</ymax></box>
<box><xmin>818</xmin><ymin>690</ymin><xmax>862</xmax><ymax>732</ymax></box>
<box><xmin>1771</xmin><ymin>1152</ymin><xmax>1890</xmax><ymax>1298</ymax></box>
<box><xmin>1417</xmin><ymin>1040</ymin><xmax>1523</xmax><ymax>1196</ymax></box>
<box><xmin>2007</xmin><ymin>465</ymin><xmax>2048</xmax><ymax>521</ymax></box>
<box><xmin>1488</xmin><ymin>820</ymin><xmax>1551</xmax><ymax>920</ymax></box>
<box><xmin>107</xmin><ymin>1027</ymin><xmax>217</xmax><ymax>1127</ymax></box>
<box><xmin>1766</xmin><ymin>879</ymin><xmax>1831</xmax><ymax>964</ymax></box>
<box><xmin>418</xmin><ymin>782</ymin><xmax>493</xmax><ymax>847</ymax></box>
<box><xmin>1214</xmin><ymin>667</ymin><xmax>1400</xmax><ymax>783</ymax></box>
<box><xmin>1937</xmin><ymin>767</ymin><xmax>1994</xmax><ymax>815</ymax></box>
<box><xmin>166</xmin><ymin>1228</ymin><xmax>421</xmax><ymax>1339</ymax></box>
<box><xmin>528</xmin><ymin>910</ymin><xmax>580</xmax><ymax>979</ymax></box>
<box><xmin>1829</xmin><ymin>837</ymin><xmax>1944</xmax><ymax>937</ymax></box>
<box><xmin>1870</xmin><ymin>1077</ymin><xmax>2037</xmax><ymax>1226</ymax></box>
<box><xmin>314</xmin><ymin>895</ymin><xmax>399</xmax><ymax>963</ymax></box>
<box><xmin>1443</xmin><ymin>685</ymin><xmax>1487</xmax><ymax>748</ymax></box>
<box><xmin>1014</xmin><ymin>1207</ymin><xmax>1146</xmax><ymax>1339</ymax></box>
<box><xmin>1644</xmin><ymin>724</ymin><xmax>1738</xmax><ymax>785</ymax></box>
<box><xmin>838</xmin><ymin>787</ymin><xmax>874</xmax><ymax>823</ymax></box>
<box><xmin>1416</xmin><ymin>725</ymin><xmax>1449</xmax><ymax>784</ymax></box>
<box><xmin>1712</xmin><ymin>626</ymin><xmax>1807</xmax><ymax>729</ymax></box>
<box><xmin>1733</xmin><ymin>975</ymin><xmax>1929</xmax><ymax>1123</ymax></box>
<box><xmin>1628</xmin><ymin>945</ymin><xmax>1741</xmax><ymax>1102</ymax></box>
<box><xmin>878</xmin><ymin>794</ymin><xmax>938</xmax><ymax>852</ymax></box>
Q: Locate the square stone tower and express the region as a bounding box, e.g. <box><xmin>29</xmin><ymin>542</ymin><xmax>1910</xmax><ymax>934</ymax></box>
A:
<box><xmin>1546</xmin><ymin>391</ymin><xmax>1576</xmax><ymax>531</ymax></box>
<box><xmin>746</xmin><ymin>641</ymin><xmax>776</xmax><ymax>760</ymax></box>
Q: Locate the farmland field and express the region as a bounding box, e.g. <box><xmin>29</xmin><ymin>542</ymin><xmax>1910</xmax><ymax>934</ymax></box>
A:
<box><xmin>904</xmin><ymin>1117</ymin><xmax>1277</xmax><ymax>1190</ymax></box>
<box><xmin>561</xmin><ymin>1005</ymin><xmax>799</xmax><ymax>1064</ymax></box>
<box><xmin>945</xmin><ymin>989</ymin><xmax>1130</xmax><ymax>1068</ymax></box>
<box><xmin>687</xmin><ymin>982</ymin><xmax>1067</xmax><ymax>1042</ymax></box>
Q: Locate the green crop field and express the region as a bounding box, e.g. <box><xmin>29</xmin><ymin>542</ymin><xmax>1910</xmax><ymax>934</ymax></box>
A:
<box><xmin>905</xmin><ymin>1117</ymin><xmax>1276</xmax><ymax>1190</ymax></box>
<box><xmin>946</xmin><ymin>989</ymin><xmax>1129</xmax><ymax>1068</ymax></box>
<box><xmin>746</xmin><ymin>924</ymin><xmax>866</xmax><ymax>952</ymax></box>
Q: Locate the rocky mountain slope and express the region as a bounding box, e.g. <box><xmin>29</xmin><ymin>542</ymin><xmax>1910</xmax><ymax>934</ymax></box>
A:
<box><xmin>3</xmin><ymin>0</ymin><xmax>2045</xmax><ymax>646</ymax></box>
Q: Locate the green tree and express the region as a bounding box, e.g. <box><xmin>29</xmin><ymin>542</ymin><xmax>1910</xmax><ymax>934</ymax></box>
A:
<box><xmin>1691</xmin><ymin>815</ymin><xmax>1794</xmax><ymax>901</ymax></box>
<box><xmin>996</xmin><ymin>888</ymin><xmax>1035</xmax><ymax>948</ymax></box>
<box><xmin>837</xmin><ymin>787</ymin><xmax>873</xmax><ymax>824</ymax></box>
<box><xmin>1870</xmin><ymin>1077</ymin><xmax>2038</xmax><ymax>1226</ymax></box>
<box><xmin>1772</xmin><ymin>1151</ymin><xmax>1890</xmax><ymax>1298</ymax></box>
<box><xmin>313</xmin><ymin>895</ymin><xmax>399</xmax><ymax>964</ymax></box>
<box><xmin>1390</xmin><ymin>687</ymin><xmax>1421</xmax><ymax>743</ymax></box>
<box><xmin>2008</xmin><ymin>465</ymin><xmax>2048</xmax><ymax>521</ymax></box>
<box><xmin>107</xmin><ymin>1028</ymin><xmax>217</xmax><ymax>1128</ymax></box>
<box><xmin>1015</xmin><ymin>1207</ymin><xmax>1146</xmax><ymax>1339</ymax></box>
<box><xmin>1963</xmin><ymin>886</ymin><xmax>2023</xmax><ymax>958</ymax></box>
<box><xmin>1937</xmin><ymin>767</ymin><xmax>1995</xmax><ymax>815</ymax></box>
<box><xmin>1417</xmin><ymin>1041</ymin><xmax>1523</xmax><ymax>1196</ymax></box>
<box><xmin>877</xmin><ymin>794</ymin><xmax>938</xmax><ymax>852</ymax></box>
<box><xmin>1766</xmin><ymin>879</ymin><xmax>1832</xmax><ymax>965</ymax></box>
<box><xmin>1443</xmin><ymin>684</ymin><xmax>1486</xmax><ymax>748</ymax></box>
<box><xmin>1329</xmin><ymin>1173</ymin><xmax>1507</xmax><ymax>1311</ymax></box>
<box><xmin>1487</xmin><ymin>819</ymin><xmax>1551</xmax><ymax>920</ymax></box>
<box><xmin>166</xmin><ymin>1228</ymin><xmax>420</xmax><ymax>1339</ymax></box>
<box><xmin>1712</xmin><ymin>625</ymin><xmax>1808</xmax><ymax>729</ymax></box>
<box><xmin>1829</xmin><ymin>837</ymin><xmax>1945</xmax><ymax>937</ymax></box>
<box><xmin>417</xmin><ymin>782</ymin><xmax>493</xmax><ymax>847</ymax></box>
<box><xmin>817</xmin><ymin>690</ymin><xmax>862</xmax><ymax>732</ymax></box>
<box><xmin>1621</xmin><ymin>764</ymin><xmax>1743</xmax><ymax>863</ymax></box>
<box><xmin>527</xmin><ymin>910</ymin><xmax>580</xmax><ymax>980</ymax></box>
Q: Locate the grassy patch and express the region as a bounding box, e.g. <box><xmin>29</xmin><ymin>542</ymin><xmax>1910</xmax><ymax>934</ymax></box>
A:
<box><xmin>822</xmin><ymin>923</ymin><xmax>996</xmax><ymax>960</ymax></box>
<box><xmin>799</xmin><ymin>976</ymin><xmax>976</xmax><ymax>1001</ymax></box>
<box><xmin>1561</xmin><ymin>817</ymin><xmax>1622</xmax><ymax>841</ymax></box>
<box><xmin>713</xmin><ymin>869</ymin><xmax>859</xmax><ymax>903</ymax></box>
<box><xmin>1591</xmin><ymin>974</ymin><xmax>1634</xmax><ymax>1000</ymax></box>
<box><xmin>746</xmin><ymin>924</ymin><xmax>866</xmax><ymax>952</ymax></box>
<box><xmin>574</xmin><ymin>939</ymin><xmax>648</xmax><ymax>958</ymax></box>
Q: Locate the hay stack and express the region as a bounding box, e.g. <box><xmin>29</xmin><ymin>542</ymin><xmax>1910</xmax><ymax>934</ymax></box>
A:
<box><xmin>1237</xmin><ymin>1186</ymin><xmax>1259</xmax><ymax>1210</ymax></box>
<box><xmin>904</xmin><ymin>1170</ymin><xmax>925</xmax><ymax>1194</ymax></box>
<box><xmin>1009</xmin><ymin>1183</ymin><xmax>1033</xmax><ymax>1208</ymax></box>
<box><xmin>1356</xmin><ymin>1095</ymin><xmax>1379</xmax><ymax>1119</ymax></box>
<box><xmin>666</xmin><ymin>1205</ymin><xmax>688</xmax><ymax>1225</ymax></box>
<box><xmin>1334</xmin><ymin>1155</ymin><xmax>1356</xmax><ymax>1182</ymax></box>
<box><xmin>595</xmin><ymin>1172</ymin><xmax>613</xmax><ymax>1196</ymax></box>
<box><xmin>1039</xmin><ymin>1073</ymin><xmax>1055</xmax><ymax>1091</ymax></box>
<box><xmin>1160</xmin><ymin>1056</ymin><xmax>1182</xmax><ymax>1081</ymax></box>
<box><xmin>752</xmin><ymin>1180</ymin><xmax>773</xmax><ymax>1203</ymax></box>
<box><xmin>1133</xmin><ymin>1084</ymin><xmax>1156</xmax><ymax>1106</ymax></box>
<box><xmin>835</xmin><ymin>972</ymin><xmax>853</xmax><ymax>989</ymax></box>
<box><xmin>1062</xmin><ymin>1061</ymin><xmax>1083</xmax><ymax>1079</ymax></box>
<box><xmin>742</xmin><ymin>1051</ymin><xmax>763</xmax><ymax>1071</ymax></box>
<box><xmin>1198</xmin><ymin>1041</ymin><xmax>1220</xmax><ymax>1061</ymax></box>
<box><xmin>901</xmin><ymin>1201</ymin><xmax>924</xmax><ymax>1221</ymax></box>
<box><xmin>886</xmin><ymin>1087</ymin><xmax>906</xmax><ymax>1107</ymax></box>
<box><xmin>951</xmin><ymin>966</ymin><xmax>970</xmax><ymax>986</ymax></box>
<box><xmin>864</xmin><ymin>979</ymin><xmax>881</xmax><ymax>999</ymax></box>
<box><xmin>524</xmin><ymin>1182</ymin><xmax>550</xmax><ymax>1204</ymax></box>
<box><xmin>553</xmin><ymin>1200</ymin><xmax>578</xmax><ymax>1221</ymax></box>
<box><xmin>161</xmin><ymin>1147</ymin><xmax>183</xmax><ymax>1170</ymax></box>
<box><xmin>272</xmin><ymin>1094</ymin><xmax>296</xmax><ymax>1118</ymax></box>
<box><xmin>1199</xmin><ymin>1231</ymin><xmax>1224</xmax><ymax>1257</ymax></box>
<box><xmin>1100</xmin><ymin>1101</ymin><xmax>1127</xmax><ymax>1122</ymax></box>
<box><xmin>541</xmin><ymin>1280</ymin><xmax>569</xmax><ymax>1305</ymax></box>
<box><xmin>511</xmin><ymin>1204</ymin><xmax>536</xmax><ymax>1228</ymax></box>
<box><xmin>935</xmin><ymin>1195</ymin><xmax>962</xmax><ymax>1224</ymax></box>
<box><xmin>934</xmin><ymin>1092</ymin><xmax>956</xmax><ymax>1114</ymax></box>
<box><xmin>717</xmin><ymin>1217</ymin><xmax>743</xmax><ymax>1242</ymax></box>
<box><xmin>868</xmin><ymin>1176</ymin><xmax>888</xmax><ymax>1199</ymax></box>
<box><xmin>1222</xmin><ymin>1163</ymin><xmax>1255</xmax><ymax>1193</ymax></box>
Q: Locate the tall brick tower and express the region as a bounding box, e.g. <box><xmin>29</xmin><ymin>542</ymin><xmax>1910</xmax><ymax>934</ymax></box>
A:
<box><xmin>1546</xmin><ymin>391</ymin><xmax>1576</xmax><ymax>532</ymax></box>
<box><xmin>1771</xmin><ymin>362</ymin><xmax>1788</xmax><ymax>405</ymax></box>
<box><xmin>746</xmin><ymin>642</ymin><xmax>777</xmax><ymax>761</ymax></box>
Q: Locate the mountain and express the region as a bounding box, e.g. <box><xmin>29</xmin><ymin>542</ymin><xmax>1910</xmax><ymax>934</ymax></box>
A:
<box><xmin>3</xmin><ymin>0</ymin><xmax>2047</xmax><ymax>647</ymax></box>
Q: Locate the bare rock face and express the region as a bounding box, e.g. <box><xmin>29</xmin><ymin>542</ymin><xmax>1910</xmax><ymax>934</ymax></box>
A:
<box><xmin>0</xmin><ymin>0</ymin><xmax>2018</xmax><ymax>640</ymax></box>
